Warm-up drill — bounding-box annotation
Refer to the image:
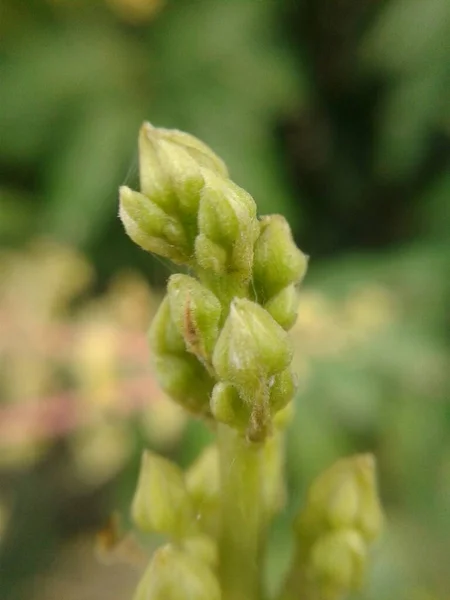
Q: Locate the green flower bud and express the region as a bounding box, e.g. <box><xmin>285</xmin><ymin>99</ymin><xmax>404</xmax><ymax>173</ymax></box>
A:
<box><xmin>149</xmin><ymin>297</ymin><xmax>186</xmax><ymax>356</ymax></box>
<box><xmin>119</xmin><ymin>186</ymin><xmax>189</xmax><ymax>264</ymax></box>
<box><xmin>167</xmin><ymin>274</ymin><xmax>222</xmax><ymax>360</ymax></box>
<box><xmin>153</xmin><ymin>353</ymin><xmax>214</xmax><ymax>417</ymax></box>
<box><xmin>156</xmin><ymin>127</ymin><xmax>228</xmax><ymax>178</ymax></box>
<box><xmin>198</xmin><ymin>170</ymin><xmax>259</xmax><ymax>278</ymax></box>
<box><xmin>272</xmin><ymin>402</ymin><xmax>295</xmax><ymax>430</ymax></box>
<box><xmin>309</xmin><ymin>529</ymin><xmax>367</xmax><ymax>592</ymax></box>
<box><xmin>296</xmin><ymin>454</ymin><xmax>384</xmax><ymax>545</ymax></box>
<box><xmin>138</xmin><ymin>123</ymin><xmax>177</xmax><ymax>214</ymax></box>
<box><xmin>134</xmin><ymin>544</ymin><xmax>220</xmax><ymax>600</ymax></box>
<box><xmin>137</xmin><ymin>123</ymin><xmax>229</xmax><ymax>254</ymax></box>
<box><xmin>194</xmin><ymin>234</ymin><xmax>228</xmax><ymax>275</ymax></box>
<box><xmin>131</xmin><ymin>451</ymin><xmax>195</xmax><ymax>538</ymax></box>
<box><xmin>183</xmin><ymin>535</ymin><xmax>218</xmax><ymax>569</ymax></box>
<box><xmin>264</xmin><ymin>284</ymin><xmax>300</xmax><ymax>331</ymax></box>
<box><xmin>140</xmin><ymin>122</ymin><xmax>225</xmax><ymax>217</ymax></box>
<box><xmin>185</xmin><ymin>444</ymin><xmax>220</xmax><ymax>537</ymax></box>
<box><xmin>269</xmin><ymin>367</ymin><xmax>297</xmax><ymax>415</ymax></box>
<box><xmin>210</xmin><ymin>382</ymin><xmax>250</xmax><ymax>432</ymax></box>
<box><xmin>253</xmin><ymin>215</ymin><xmax>308</xmax><ymax>302</ymax></box>
<box><xmin>212</xmin><ymin>298</ymin><xmax>293</xmax><ymax>400</ymax></box>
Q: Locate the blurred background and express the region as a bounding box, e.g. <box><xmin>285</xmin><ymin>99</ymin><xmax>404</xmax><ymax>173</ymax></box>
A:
<box><xmin>1</xmin><ymin>0</ymin><xmax>449</xmax><ymax>599</ymax></box>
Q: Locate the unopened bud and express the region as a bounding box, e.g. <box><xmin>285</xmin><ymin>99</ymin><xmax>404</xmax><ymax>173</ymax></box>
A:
<box><xmin>134</xmin><ymin>544</ymin><xmax>220</xmax><ymax>600</ymax></box>
<box><xmin>253</xmin><ymin>215</ymin><xmax>308</xmax><ymax>302</ymax></box>
<box><xmin>149</xmin><ymin>297</ymin><xmax>186</xmax><ymax>356</ymax></box>
<box><xmin>167</xmin><ymin>274</ymin><xmax>221</xmax><ymax>360</ymax></box>
<box><xmin>131</xmin><ymin>451</ymin><xmax>195</xmax><ymax>538</ymax></box>
<box><xmin>153</xmin><ymin>353</ymin><xmax>214</xmax><ymax>417</ymax></box>
<box><xmin>185</xmin><ymin>444</ymin><xmax>220</xmax><ymax>537</ymax></box>
<box><xmin>269</xmin><ymin>367</ymin><xmax>297</xmax><ymax>415</ymax></box>
<box><xmin>194</xmin><ymin>234</ymin><xmax>228</xmax><ymax>275</ymax></box>
<box><xmin>212</xmin><ymin>298</ymin><xmax>293</xmax><ymax>401</ymax></box>
<box><xmin>140</xmin><ymin>122</ymin><xmax>225</xmax><ymax>217</ymax></box>
<box><xmin>210</xmin><ymin>382</ymin><xmax>250</xmax><ymax>432</ymax></box>
<box><xmin>264</xmin><ymin>284</ymin><xmax>300</xmax><ymax>331</ymax></box>
<box><xmin>309</xmin><ymin>529</ymin><xmax>367</xmax><ymax>592</ymax></box>
<box><xmin>183</xmin><ymin>535</ymin><xmax>218</xmax><ymax>569</ymax></box>
<box><xmin>156</xmin><ymin>127</ymin><xmax>228</xmax><ymax>178</ymax></box>
<box><xmin>198</xmin><ymin>170</ymin><xmax>259</xmax><ymax>278</ymax></box>
<box><xmin>119</xmin><ymin>186</ymin><xmax>189</xmax><ymax>264</ymax></box>
<box><xmin>296</xmin><ymin>454</ymin><xmax>383</xmax><ymax>545</ymax></box>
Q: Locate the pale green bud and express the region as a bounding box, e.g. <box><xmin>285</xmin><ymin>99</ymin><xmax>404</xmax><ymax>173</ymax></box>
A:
<box><xmin>138</xmin><ymin>123</ymin><xmax>177</xmax><ymax>214</ymax></box>
<box><xmin>210</xmin><ymin>382</ymin><xmax>250</xmax><ymax>432</ymax></box>
<box><xmin>134</xmin><ymin>544</ymin><xmax>221</xmax><ymax>600</ymax></box>
<box><xmin>253</xmin><ymin>215</ymin><xmax>308</xmax><ymax>301</ymax></box>
<box><xmin>137</xmin><ymin>123</ymin><xmax>228</xmax><ymax>253</ymax></box>
<box><xmin>167</xmin><ymin>274</ymin><xmax>221</xmax><ymax>360</ymax></box>
<box><xmin>156</xmin><ymin>127</ymin><xmax>228</xmax><ymax>178</ymax></box>
<box><xmin>194</xmin><ymin>234</ymin><xmax>228</xmax><ymax>274</ymax></box>
<box><xmin>185</xmin><ymin>445</ymin><xmax>220</xmax><ymax>537</ymax></box>
<box><xmin>153</xmin><ymin>353</ymin><xmax>214</xmax><ymax>417</ymax></box>
<box><xmin>119</xmin><ymin>186</ymin><xmax>189</xmax><ymax>264</ymax></box>
<box><xmin>198</xmin><ymin>170</ymin><xmax>259</xmax><ymax>278</ymax></box>
<box><xmin>296</xmin><ymin>454</ymin><xmax>384</xmax><ymax>545</ymax></box>
<box><xmin>183</xmin><ymin>535</ymin><xmax>218</xmax><ymax>569</ymax></box>
<box><xmin>264</xmin><ymin>284</ymin><xmax>300</xmax><ymax>331</ymax></box>
<box><xmin>269</xmin><ymin>367</ymin><xmax>297</xmax><ymax>415</ymax></box>
<box><xmin>212</xmin><ymin>298</ymin><xmax>293</xmax><ymax>399</ymax></box>
<box><xmin>131</xmin><ymin>451</ymin><xmax>195</xmax><ymax>538</ymax></box>
<box><xmin>140</xmin><ymin>122</ymin><xmax>225</xmax><ymax>217</ymax></box>
<box><xmin>272</xmin><ymin>401</ymin><xmax>295</xmax><ymax>430</ymax></box>
<box><xmin>149</xmin><ymin>297</ymin><xmax>186</xmax><ymax>356</ymax></box>
<box><xmin>309</xmin><ymin>529</ymin><xmax>367</xmax><ymax>592</ymax></box>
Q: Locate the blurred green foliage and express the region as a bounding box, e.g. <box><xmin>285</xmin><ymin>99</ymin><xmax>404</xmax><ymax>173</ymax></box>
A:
<box><xmin>0</xmin><ymin>1</ymin><xmax>449</xmax><ymax>599</ymax></box>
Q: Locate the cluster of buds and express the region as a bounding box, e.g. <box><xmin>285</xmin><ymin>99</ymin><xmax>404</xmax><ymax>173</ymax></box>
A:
<box><xmin>119</xmin><ymin>123</ymin><xmax>383</xmax><ymax>600</ymax></box>
<box><xmin>286</xmin><ymin>454</ymin><xmax>384</xmax><ymax>599</ymax></box>
<box><xmin>120</xmin><ymin>122</ymin><xmax>307</xmax><ymax>442</ymax></box>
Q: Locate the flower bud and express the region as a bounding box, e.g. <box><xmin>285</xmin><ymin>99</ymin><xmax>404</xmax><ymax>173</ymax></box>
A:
<box><xmin>183</xmin><ymin>535</ymin><xmax>218</xmax><ymax>569</ymax></box>
<box><xmin>210</xmin><ymin>382</ymin><xmax>250</xmax><ymax>432</ymax></box>
<box><xmin>309</xmin><ymin>529</ymin><xmax>367</xmax><ymax>592</ymax></box>
<box><xmin>131</xmin><ymin>451</ymin><xmax>195</xmax><ymax>538</ymax></box>
<box><xmin>167</xmin><ymin>274</ymin><xmax>222</xmax><ymax>360</ymax></box>
<box><xmin>272</xmin><ymin>402</ymin><xmax>295</xmax><ymax>430</ymax></box>
<box><xmin>264</xmin><ymin>284</ymin><xmax>300</xmax><ymax>331</ymax></box>
<box><xmin>185</xmin><ymin>444</ymin><xmax>220</xmax><ymax>537</ymax></box>
<box><xmin>134</xmin><ymin>544</ymin><xmax>221</xmax><ymax>600</ymax></box>
<box><xmin>119</xmin><ymin>186</ymin><xmax>189</xmax><ymax>264</ymax></box>
<box><xmin>149</xmin><ymin>297</ymin><xmax>186</xmax><ymax>356</ymax></box>
<box><xmin>269</xmin><ymin>367</ymin><xmax>297</xmax><ymax>415</ymax></box>
<box><xmin>156</xmin><ymin>127</ymin><xmax>228</xmax><ymax>178</ymax></box>
<box><xmin>140</xmin><ymin>122</ymin><xmax>219</xmax><ymax>218</ymax></box>
<box><xmin>194</xmin><ymin>234</ymin><xmax>228</xmax><ymax>275</ymax></box>
<box><xmin>153</xmin><ymin>353</ymin><xmax>214</xmax><ymax>416</ymax></box>
<box><xmin>295</xmin><ymin>454</ymin><xmax>384</xmax><ymax>545</ymax></box>
<box><xmin>212</xmin><ymin>298</ymin><xmax>293</xmax><ymax>400</ymax></box>
<box><xmin>198</xmin><ymin>170</ymin><xmax>259</xmax><ymax>278</ymax></box>
<box><xmin>253</xmin><ymin>215</ymin><xmax>308</xmax><ymax>302</ymax></box>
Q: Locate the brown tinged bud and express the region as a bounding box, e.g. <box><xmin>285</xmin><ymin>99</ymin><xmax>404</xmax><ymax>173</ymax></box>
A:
<box><xmin>167</xmin><ymin>274</ymin><xmax>222</xmax><ymax>361</ymax></box>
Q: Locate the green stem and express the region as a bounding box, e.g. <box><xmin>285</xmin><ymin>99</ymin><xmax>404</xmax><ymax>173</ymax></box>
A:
<box><xmin>218</xmin><ymin>424</ymin><xmax>264</xmax><ymax>600</ymax></box>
